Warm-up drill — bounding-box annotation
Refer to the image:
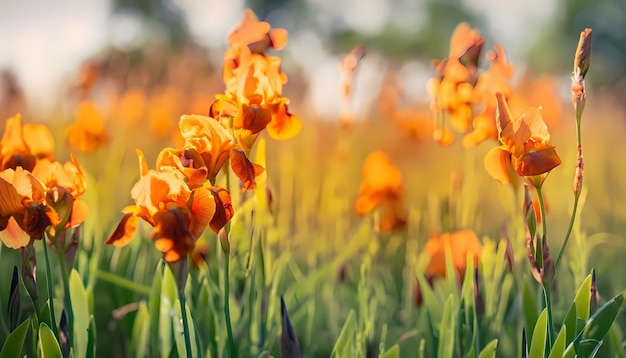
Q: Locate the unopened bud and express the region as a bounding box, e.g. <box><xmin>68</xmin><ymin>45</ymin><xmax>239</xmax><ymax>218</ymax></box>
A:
<box><xmin>218</xmin><ymin>227</ymin><xmax>230</xmax><ymax>255</ymax></box>
<box><xmin>590</xmin><ymin>268</ymin><xmax>599</xmax><ymax>311</ymax></box>
<box><xmin>573</xmin><ymin>28</ymin><xmax>592</xmax><ymax>79</ymax></box>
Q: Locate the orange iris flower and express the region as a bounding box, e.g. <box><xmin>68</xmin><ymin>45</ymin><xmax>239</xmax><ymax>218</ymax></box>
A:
<box><xmin>354</xmin><ymin>151</ymin><xmax>407</xmax><ymax>232</ymax></box>
<box><xmin>31</xmin><ymin>154</ymin><xmax>89</xmax><ymax>234</ymax></box>
<box><xmin>424</xmin><ymin>229</ymin><xmax>482</xmax><ymax>279</ymax></box>
<box><xmin>106</xmin><ymin>150</ymin><xmax>217</xmax><ymax>262</ymax></box>
<box><xmin>220</xmin><ymin>9</ymin><xmax>301</xmax><ymax>141</ymax></box>
<box><xmin>179</xmin><ymin>114</ymin><xmax>265</xmax><ymax>191</ymax></box>
<box><xmin>427</xmin><ymin>23</ymin><xmax>483</xmax><ymax>146</ymax></box>
<box><xmin>0</xmin><ymin>167</ymin><xmax>57</xmax><ymax>248</ymax></box>
<box><xmin>1</xmin><ymin>113</ymin><xmax>55</xmax><ymax>171</ymax></box>
<box><xmin>463</xmin><ymin>44</ymin><xmax>514</xmax><ymax>148</ymax></box>
<box><xmin>66</xmin><ymin>100</ymin><xmax>108</xmax><ymax>153</ymax></box>
<box><xmin>484</xmin><ymin>93</ymin><xmax>562</xmax><ymax>185</ymax></box>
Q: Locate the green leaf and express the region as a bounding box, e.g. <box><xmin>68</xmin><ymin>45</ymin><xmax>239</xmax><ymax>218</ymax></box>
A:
<box><xmin>39</xmin><ymin>322</ymin><xmax>63</xmax><ymax>358</ymax></box>
<box><xmin>381</xmin><ymin>344</ymin><xmax>399</xmax><ymax>358</ymax></box>
<box><xmin>132</xmin><ymin>301</ymin><xmax>151</xmax><ymax>358</ymax></box>
<box><xmin>331</xmin><ymin>310</ymin><xmax>356</xmax><ymax>358</ymax></box>
<box><xmin>529</xmin><ymin>309</ymin><xmax>548</xmax><ymax>358</ymax></box>
<box><xmin>578</xmin><ymin>339</ymin><xmax>603</xmax><ymax>358</ymax></box>
<box><xmin>563</xmin><ymin>303</ymin><xmax>577</xmax><ymax>345</ymax></box>
<box><xmin>522</xmin><ymin>278</ymin><xmax>538</xmax><ymax>340</ymax></box>
<box><xmin>574</xmin><ymin>274</ymin><xmax>592</xmax><ymax>321</ymax></box>
<box><xmin>39</xmin><ymin>300</ymin><xmax>52</xmax><ymax>329</ymax></box>
<box><xmin>149</xmin><ymin>263</ymin><xmax>164</xmax><ymax>357</ymax></box>
<box><xmin>576</xmin><ymin>291</ymin><xmax>626</xmax><ymax>357</ymax></box>
<box><xmin>477</xmin><ymin>339</ymin><xmax>498</xmax><ymax>358</ymax></box>
<box><xmin>0</xmin><ymin>318</ymin><xmax>30</xmax><ymax>358</ymax></box>
<box><xmin>160</xmin><ymin>263</ymin><xmax>179</xmax><ymax>358</ymax></box>
<box><xmin>86</xmin><ymin>315</ymin><xmax>96</xmax><ymax>358</ymax></box>
<box><xmin>70</xmin><ymin>269</ymin><xmax>90</xmax><ymax>358</ymax></box>
<box><xmin>438</xmin><ymin>295</ymin><xmax>456</xmax><ymax>358</ymax></box>
<box><xmin>548</xmin><ymin>325</ymin><xmax>566</xmax><ymax>358</ymax></box>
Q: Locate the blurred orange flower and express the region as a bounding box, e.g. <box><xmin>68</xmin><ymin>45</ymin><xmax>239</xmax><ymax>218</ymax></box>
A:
<box><xmin>427</xmin><ymin>23</ymin><xmax>484</xmax><ymax>146</ymax></box>
<box><xmin>484</xmin><ymin>93</ymin><xmax>561</xmax><ymax>184</ymax></box>
<box><xmin>106</xmin><ymin>149</ymin><xmax>216</xmax><ymax>262</ymax></box>
<box><xmin>424</xmin><ymin>229</ymin><xmax>482</xmax><ymax>279</ymax></box>
<box><xmin>227</xmin><ymin>8</ymin><xmax>287</xmax><ymax>53</ymax></box>
<box><xmin>66</xmin><ymin>100</ymin><xmax>108</xmax><ymax>153</ymax></box>
<box><xmin>1</xmin><ymin>113</ymin><xmax>55</xmax><ymax>171</ymax></box>
<box><xmin>220</xmin><ymin>9</ymin><xmax>301</xmax><ymax>141</ymax></box>
<box><xmin>354</xmin><ymin>151</ymin><xmax>407</xmax><ymax>232</ymax></box>
<box><xmin>463</xmin><ymin>44</ymin><xmax>514</xmax><ymax>148</ymax></box>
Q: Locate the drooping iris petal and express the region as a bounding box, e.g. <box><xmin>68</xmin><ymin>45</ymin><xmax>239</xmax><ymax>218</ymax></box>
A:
<box><xmin>483</xmin><ymin>147</ymin><xmax>512</xmax><ymax>185</ymax></box>
<box><xmin>208</xmin><ymin>185</ymin><xmax>234</xmax><ymax>234</ymax></box>
<box><xmin>230</xmin><ymin>147</ymin><xmax>265</xmax><ymax>192</ymax></box>
<box><xmin>105</xmin><ymin>212</ymin><xmax>139</xmax><ymax>247</ymax></box>
<box><xmin>188</xmin><ymin>186</ymin><xmax>216</xmax><ymax>239</ymax></box>
<box><xmin>0</xmin><ymin>217</ymin><xmax>30</xmax><ymax>249</ymax></box>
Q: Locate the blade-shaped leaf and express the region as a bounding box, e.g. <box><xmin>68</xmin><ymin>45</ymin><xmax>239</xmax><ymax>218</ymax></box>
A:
<box><xmin>39</xmin><ymin>322</ymin><xmax>63</xmax><ymax>358</ymax></box>
<box><xmin>477</xmin><ymin>339</ymin><xmax>498</xmax><ymax>358</ymax></box>
<box><xmin>548</xmin><ymin>325</ymin><xmax>566</xmax><ymax>358</ymax></box>
<box><xmin>0</xmin><ymin>317</ymin><xmax>30</xmax><ymax>358</ymax></box>
<box><xmin>529</xmin><ymin>309</ymin><xmax>548</xmax><ymax>358</ymax></box>
<box><xmin>331</xmin><ymin>310</ymin><xmax>356</xmax><ymax>358</ymax></box>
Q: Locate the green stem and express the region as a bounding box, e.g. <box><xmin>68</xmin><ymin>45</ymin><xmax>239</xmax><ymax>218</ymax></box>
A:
<box><xmin>542</xmin><ymin>283</ymin><xmax>555</xmax><ymax>349</ymax></box>
<box><xmin>57</xmin><ymin>251</ymin><xmax>74</xmax><ymax>350</ymax></box>
<box><xmin>42</xmin><ymin>239</ymin><xmax>58</xmax><ymax>338</ymax></box>
<box><xmin>555</xmin><ymin>109</ymin><xmax>584</xmax><ymax>271</ymax></box>
<box><xmin>535</xmin><ymin>185</ymin><xmax>548</xmax><ymax>240</ymax></box>
<box><xmin>178</xmin><ymin>288</ymin><xmax>193</xmax><ymax>358</ymax></box>
<box><xmin>224</xmin><ymin>252</ymin><xmax>237</xmax><ymax>357</ymax></box>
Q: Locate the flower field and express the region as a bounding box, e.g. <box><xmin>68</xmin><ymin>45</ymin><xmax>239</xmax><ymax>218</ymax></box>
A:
<box><xmin>0</xmin><ymin>7</ymin><xmax>625</xmax><ymax>358</ymax></box>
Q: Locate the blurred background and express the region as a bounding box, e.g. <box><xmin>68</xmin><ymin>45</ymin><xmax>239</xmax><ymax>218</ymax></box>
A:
<box><xmin>1</xmin><ymin>0</ymin><xmax>625</xmax><ymax>119</ymax></box>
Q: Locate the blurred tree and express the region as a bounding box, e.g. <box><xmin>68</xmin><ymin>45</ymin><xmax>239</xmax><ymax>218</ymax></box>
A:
<box><xmin>529</xmin><ymin>0</ymin><xmax>626</xmax><ymax>88</ymax></box>
<box><xmin>112</xmin><ymin>0</ymin><xmax>190</xmax><ymax>48</ymax></box>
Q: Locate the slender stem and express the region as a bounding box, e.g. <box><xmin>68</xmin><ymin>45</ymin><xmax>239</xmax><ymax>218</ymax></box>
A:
<box><xmin>542</xmin><ymin>283</ymin><xmax>555</xmax><ymax>349</ymax></box>
<box><xmin>224</xmin><ymin>252</ymin><xmax>237</xmax><ymax>357</ymax></box>
<box><xmin>42</xmin><ymin>240</ymin><xmax>58</xmax><ymax>338</ymax></box>
<box><xmin>178</xmin><ymin>288</ymin><xmax>193</xmax><ymax>358</ymax></box>
<box><xmin>57</xmin><ymin>251</ymin><xmax>74</xmax><ymax>350</ymax></box>
<box><xmin>535</xmin><ymin>185</ymin><xmax>548</xmax><ymax>240</ymax></box>
<box><xmin>555</xmin><ymin>197</ymin><xmax>580</xmax><ymax>270</ymax></box>
<box><xmin>555</xmin><ymin>110</ymin><xmax>584</xmax><ymax>271</ymax></box>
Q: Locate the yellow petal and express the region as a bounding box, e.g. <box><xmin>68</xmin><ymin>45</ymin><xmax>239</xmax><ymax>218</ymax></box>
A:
<box><xmin>484</xmin><ymin>147</ymin><xmax>512</xmax><ymax>185</ymax></box>
<box><xmin>0</xmin><ymin>217</ymin><xmax>30</xmax><ymax>249</ymax></box>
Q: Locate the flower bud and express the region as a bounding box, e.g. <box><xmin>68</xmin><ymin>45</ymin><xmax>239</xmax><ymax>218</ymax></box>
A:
<box><xmin>573</xmin><ymin>28</ymin><xmax>592</xmax><ymax>79</ymax></box>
